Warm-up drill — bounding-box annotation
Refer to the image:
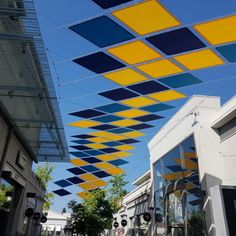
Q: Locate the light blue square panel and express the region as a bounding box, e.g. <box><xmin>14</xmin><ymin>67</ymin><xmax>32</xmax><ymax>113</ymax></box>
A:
<box><xmin>69</xmin><ymin>16</ymin><xmax>134</xmax><ymax>47</ymax></box>
<box><xmin>96</xmin><ymin>103</ymin><xmax>130</xmax><ymax>113</ymax></box>
<box><xmin>216</xmin><ymin>43</ymin><xmax>236</xmax><ymax>63</ymax></box>
<box><xmin>159</xmin><ymin>73</ymin><xmax>202</xmax><ymax>88</ymax></box>
<box><xmin>92</xmin><ymin>115</ymin><xmax>123</xmax><ymax>122</ymax></box>
<box><xmin>142</xmin><ymin>103</ymin><xmax>174</xmax><ymax>112</ymax></box>
<box><xmin>109</xmin><ymin>128</ymin><xmax>132</xmax><ymax>134</ymax></box>
<box><xmin>109</xmin><ymin>159</ymin><xmax>129</xmax><ymax>166</ymax></box>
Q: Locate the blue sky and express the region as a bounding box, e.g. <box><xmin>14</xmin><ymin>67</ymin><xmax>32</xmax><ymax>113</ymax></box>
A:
<box><xmin>34</xmin><ymin>0</ymin><xmax>236</xmax><ymax>212</ymax></box>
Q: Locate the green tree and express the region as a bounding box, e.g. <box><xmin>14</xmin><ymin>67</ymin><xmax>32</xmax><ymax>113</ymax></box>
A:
<box><xmin>34</xmin><ymin>163</ymin><xmax>55</xmax><ymax>212</ymax></box>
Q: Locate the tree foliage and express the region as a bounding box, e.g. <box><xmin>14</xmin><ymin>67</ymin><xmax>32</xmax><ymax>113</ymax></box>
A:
<box><xmin>34</xmin><ymin>163</ymin><xmax>55</xmax><ymax>212</ymax></box>
<box><xmin>68</xmin><ymin>174</ymin><xmax>128</xmax><ymax>236</ymax></box>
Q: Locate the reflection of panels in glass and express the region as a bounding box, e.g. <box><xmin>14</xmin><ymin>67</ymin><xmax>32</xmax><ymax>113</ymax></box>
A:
<box><xmin>53</xmin><ymin>189</ymin><xmax>71</xmax><ymax>197</ymax></box>
<box><xmin>69</xmin><ymin>16</ymin><xmax>134</xmax><ymax>47</ymax></box>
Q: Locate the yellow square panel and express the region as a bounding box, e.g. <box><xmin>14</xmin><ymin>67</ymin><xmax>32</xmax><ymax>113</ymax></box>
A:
<box><xmin>137</xmin><ymin>59</ymin><xmax>183</xmax><ymax>78</ymax></box>
<box><xmin>79</xmin><ymin>173</ymin><xmax>97</xmax><ymax>181</ymax></box>
<box><xmin>121</xmin><ymin>97</ymin><xmax>157</xmax><ymax>108</ymax></box>
<box><xmin>112</xmin><ymin>152</ymin><xmax>131</xmax><ymax>158</ymax></box>
<box><xmin>111</xmin><ymin>119</ymin><xmax>141</xmax><ymax>127</ymax></box>
<box><xmin>94</xmin><ymin>162</ymin><xmax>115</xmax><ymax>170</ymax></box>
<box><xmin>70</xmin><ymin>158</ymin><xmax>88</xmax><ymax>167</ymax></box>
<box><xmin>77</xmin><ymin>191</ymin><xmax>90</xmax><ymax>199</ymax></box>
<box><xmin>108</xmin><ymin>40</ymin><xmax>161</xmax><ymax>64</ymax></box>
<box><xmin>149</xmin><ymin>90</ymin><xmax>186</xmax><ymax>102</ymax></box>
<box><xmin>86</xmin><ymin>143</ymin><xmax>107</xmax><ymax>149</ymax></box>
<box><xmin>79</xmin><ymin>182</ymin><xmax>96</xmax><ymax>191</ymax></box>
<box><xmin>112</xmin><ymin>0</ymin><xmax>180</xmax><ymax>35</ymax></box>
<box><xmin>194</xmin><ymin>15</ymin><xmax>236</xmax><ymax>45</ymax></box>
<box><xmin>68</xmin><ymin>120</ymin><xmax>100</xmax><ymax>128</ymax></box>
<box><xmin>104</xmin><ymin>68</ymin><xmax>148</xmax><ymax>86</ymax></box>
<box><xmin>115</xmin><ymin>109</ymin><xmax>149</xmax><ymax>118</ymax></box>
<box><xmin>97</xmin><ymin>154</ymin><xmax>118</xmax><ymax>161</ymax></box>
<box><xmin>88</xmin><ymin>137</ymin><xmax>110</xmax><ymax>143</ymax></box>
<box><xmin>123</xmin><ymin>131</ymin><xmax>144</xmax><ymax>138</ymax></box>
<box><xmin>174</xmin><ymin>49</ymin><xmax>224</xmax><ymax>70</ymax></box>
<box><xmin>106</xmin><ymin>167</ymin><xmax>124</xmax><ymax>175</ymax></box>
<box><xmin>90</xmin><ymin>179</ymin><xmax>107</xmax><ymax>187</ymax></box>
<box><xmin>90</xmin><ymin>131</ymin><xmax>124</xmax><ymax>141</ymax></box>
<box><xmin>116</xmin><ymin>145</ymin><xmax>134</xmax><ymax>151</ymax></box>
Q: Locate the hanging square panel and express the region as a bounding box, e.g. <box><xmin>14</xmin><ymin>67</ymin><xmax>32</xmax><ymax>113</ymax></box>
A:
<box><xmin>77</xmin><ymin>191</ymin><xmax>90</xmax><ymax>199</ymax></box>
<box><xmin>91</xmin><ymin>0</ymin><xmax>132</xmax><ymax>9</ymax></box>
<box><xmin>83</xmin><ymin>150</ymin><xmax>105</xmax><ymax>156</ymax></box>
<box><xmin>146</xmin><ymin>28</ymin><xmax>206</xmax><ymax>55</ymax></box>
<box><xmin>115</xmin><ymin>144</ymin><xmax>134</xmax><ymax>151</ymax></box>
<box><xmin>69</xmin><ymin>109</ymin><xmax>105</xmax><ymax>118</ymax></box>
<box><xmin>79</xmin><ymin>173</ymin><xmax>98</xmax><ymax>181</ymax></box>
<box><xmin>109</xmin><ymin>159</ymin><xmax>129</xmax><ymax>166</ymax></box>
<box><xmin>194</xmin><ymin>15</ymin><xmax>236</xmax><ymax>45</ymax></box>
<box><xmin>69</xmin><ymin>16</ymin><xmax>134</xmax><ymax>47</ymax></box>
<box><xmin>103</xmin><ymin>141</ymin><xmax>123</xmax><ymax>147</ymax></box>
<box><xmin>71</xmin><ymin>158</ymin><xmax>89</xmax><ymax>166</ymax></box>
<box><xmin>142</xmin><ymin>103</ymin><xmax>174</xmax><ymax>112</ymax></box>
<box><xmin>100</xmin><ymin>148</ymin><xmax>119</xmax><ymax>153</ymax></box>
<box><xmin>109</xmin><ymin>128</ymin><xmax>132</xmax><ymax>134</ymax></box>
<box><xmin>111</xmin><ymin>119</ymin><xmax>140</xmax><ymax>127</ymax></box>
<box><xmin>96</xmin><ymin>103</ymin><xmax>130</xmax><ymax>113</ymax></box>
<box><xmin>216</xmin><ymin>43</ymin><xmax>236</xmax><ymax>62</ymax></box>
<box><xmin>53</xmin><ymin>189</ymin><xmax>71</xmax><ymax>197</ymax></box>
<box><xmin>88</xmin><ymin>137</ymin><xmax>110</xmax><ymax>143</ymax></box>
<box><xmin>67</xmin><ymin>176</ymin><xmax>84</xmax><ymax>184</ymax></box>
<box><xmin>106</xmin><ymin>167</ymin><xmax>124</xmax><ymax>175</ymax></box>
<box><xmin>81</xmin><ymin>165</ymin><xmax>100</xmax><ymax>172</ymax></box>
<box><xmin>122</xmin><ymin>130</ymin><xmax>144</xmax><ymax>138</ymax></box>
<box><xmin>137</xmin><ymin>59</ymin><xmax>183</xmax><ymax>78</ymax></box>
<box><xmin>70</xmin><ymin>151</ymin><xmax>90</xmax><ymax>158</ymax></box>
<box><xmin>72</xmin><ymin>134</ymin><xmax>95</xmax><ymax>139</ymax></box>
<box><xmin>149</xmin><ymin>90</ymin><xmax>186</xmax><ymax>102</ymax></box>
<box><xmin>73</xmin><ymin>52</ymin><xmax>125</xmax><ymax>74</ymax></box>
<box><xmin>54</xmin><ymin>180</ymin><xmax>72</xmax><ymax>188</ymax></box>
<box><xmin>121</xmin><ymin>97</ymin><xmax>156</xmax><ymax>108</ymax></box>
<box><xmin>128</xmin><ymin>123</ymin><xmax>154</xmax><ymax>130</ymax></box>
<box><xmin>128</xmin><ymin>81</ymin><xmax>169</xmax><ymax>95</ymax></box>
<box><xmin>91</xmin><ymin>124</ymin><xmax>117</xmax><ymax>130</ymax></box>
<box><xmin>86</xmin><ymin>143</ymin><xmax>107</xmax><ymax>149</ymax></box>
<box><xmin>108</xmin><ymin>40</ymin><xmax>161</xmax><ymax>64</ymax></box>
<box><xmin>70</xmin><ymin>145</ymin><xmax>92</xmax><ymax>151</ymax></box>
<box><xmin>115</xmin><ymin>109</ymin><xmax>149</xmax><ymax>118</ymax></box>
<box><xmin>112</xmin><ymin>0</ymin><xmax>180</xmax><ymax>35</ymax></box>
<box><xmin>104</xmin><ymin>68</ymin><xmax>149</xmax><ymax>86</ymax></box>
<box><xmin>79</xmin><ymin>182</ymin><xmax>97</xmax><ymax>191</ymax></box>
<box><xmin>83</xmin><ymin>157</ymin><xmax>102</xmax><ymax>164</ymax></box>
<box><xmin>71</xmin><ymin>140</ymin><xmax>93</xmax><ymax>144</ymax></box>
<box><xmin>97</xmin><ymin>154</ymin><xmax>118</xmax><ymax>161</ymax></box>
<box><xmin>93</xmin><ymin>115</ymin><xmax>123</xmax><ymax>122</ymax></box>
<box><xmin>67</xmin><ymin>167</ymin><xmax>86</xmax><ymax>175</ymax></box>
<box><xmin>111</xmin><ymin>151</ymin><xmax>131</xmax><ymax>158</ymax></box>
<box><xmin>68</xmin><ymin>120</ymin><xmax>101</xmax><ymax>128</ymax></box>
<box><xmin>119</xmin><ymin>139</ymin><xmax>140</xmax><ymax>144</ymax></box>
<box><xmin>93</xmin><ymin>170</ymin><xmax>111</xmax><ymax>178</ymax></box>
<box><xmin>99</xmin><ymin>88</ymin><xmax>139</xmax><ymax>101</ymax></box>
<box><xmin>174</xmin><ymin>49</ymin><xmax>224</xmax><ymax>70</ymax></box>
<box><xmin>159</xmin><ymin>73</ymin><xmax>202</xmax><ymax>88</ymax></box>
<box><xmin>134</xmin><ymin>114</ymin><xmax>163</xmax><ymax>122</ymax></box>
<box><xmin>94</xmin><ymin>162</ymin><xmax>115</xmax><ymax>170</ymax></box>
<box><xmin>90</xmin><ymin>179</ymin><xmax>107</xmax><ymax>187</ymax></box>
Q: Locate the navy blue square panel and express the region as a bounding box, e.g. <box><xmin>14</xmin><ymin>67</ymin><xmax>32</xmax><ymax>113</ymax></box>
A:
<box><xmin>100</xmin><ymin>148</ymin><xmax>118</xmax><ymax>153</ymax></box>
<box><xmin>92</xmin><ymin>0</ymin><xmax>132</xmax><ymax>9</ymax></box>
<box><xmin>67</xmin><ymin>167</ymin><xmax>86</xmax><ymax>175</ymax></box>
<box><xmin>146</xmin><ymin>28</ymin><xmax>206</xmax><ymax>55</ymax></box>
<box><xmin>93</xmin><ymin>170</ymin><xmax>111</xmax><ymax>178</ymax></box>
<box><xmin>84</xmin><ymin>150</ymin><xmax>104</xmax><ymax>156</ymax></box>
<box><xmin>159</xmin><ymin>73</ymin><xmax>202</xmax><ymax>88</ymax></box>
<box><xmin>70</xmin><ymin>145</ymin><xmax>91</xmax><ymax>151</ymax></box>
<box><xmin>109</xmin><ymin>159</ymin><xmax>129</xmax><ymax>166</ymax></box>
<box><xmin>103</xmin><ymin>141</ymin><xmax>122</xmax><ymax>146</ymax></box>
<box><xmin>128</xmin><ymin>81</ymin><xmax>169</xmax><ymax>95</ymax></box>
<box><xmin>73</xmin><ymin>52</ymin><xmax>125</xmax><ymax>74</ymax></box>
<box><xmin>134</xmin><ymin>114</ymin><xmax>163</xmax><ymax>122</ymax></box>
<box><xmin>93</xmin><ymin>115</ymin><xmax>123</xmax><ymax>122</ymax></box>
<box><xmin>81</xmin><ymin>165</ymin><xmax>100</xmax><ymax>172</ymax></box>
<box><xmin>71</xmin><ymin>139</ymin><xmax>93</xmax><ymax>144</ymax></box>
<box><xmin>109</xmin><ymin>128</ymin><xmax>132</xmax><ymax>134</ymax></box>
<box><xmin>83</xmin><ymin>157</ymin><xmax>102</xmax><ymax>164</ymax></box>
<box><xmin>71</xmin><ymin>134</ymin><xmax>95</xmax><ymax>139</ymax></box>
<box><xmin>119</xmin><ymin>139</ymin><xmax>140</xmax><ymax>144</ymax></box>
<box><xmin>69</xmin><ymin>16</ymin><xmax>134</xmax><ymax>47</ymax></box>
<box><xmin>53</xmin><ymin>189</ymin><xmax>71</xmax><ymax>197</ymax></box>
<box><xmin>99</xmin><ymin>88</ymin><xmax>139</xmax><ymax>101</ymax></box>
<box><xmin>91</xmin><ymin>124</ymin><xmax>117</xmax><ymax>130</ymax></box>
<box><xmin>70</xmin><ymin>151</ymin><xmax>89</xmax><ymax>158</ymax></box>
<box><xmin>54</xmin><ymin>180</ymin><xmax>72</xmax><ymax>188</ymax></box>
<box><xmin>216</xmin><ymin>43</ymin><xmax>236</xmax><ymax>62</ymax></box>
<box><xmin>69</xmin><ymin>109</ymin><xmax>105</xmax><ymax>118</ymax></box>
<box><xmin>128</xmin><ymin>123</ymin><xmax>154</xmax><ymax>130</ymax></box>
<box><xmin>166</xmin><ymin>165</ymin><xmax>184</xmax><ymax>172</ymax></box>
<box><xmin>67</xmin><ymin>176</ymin><xmax>84</xmax><ymax>184</ymax></box>
<box><xmin>96</xmin><ymin>103</ymin><xmax>130</xmax><ymax>113</ymax></box>
<box><xmin>142</xmin><ymin>103</ymin><xmax>174</xmax><ymax>112</ymax></box>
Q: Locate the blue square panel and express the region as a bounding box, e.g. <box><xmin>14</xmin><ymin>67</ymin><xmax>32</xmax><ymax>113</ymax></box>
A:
<box><xmin>70</xmin><ymin>151</ymin><xmax>90</xmax><ymax>158</ymax></box>
<box><xmin>146</xmin><ymin>28</ymin><xmax>205</xmax><ymax>55</ymax></box>
<box><xmin>71</xmin><ymin>134</ymin><xmax>95</xmax><ymax>139</ymax></box>
<box><xmin>216</xmin><ymin>43</ymin><xmax>236</xmax><ymax>62</ymax></box>
<box><xmin>103</xmin><ymin>141</ymin><xmax>122</xmax><ymax>146</ymax></box>
<box><xmin>70</xmin><ymin>145</ymin><xmax>91</xmax><ymax>151</ymax></box>
<box><xmin>128</xmin><ymin>123</ymin><xmax>154</xmax><ymax>130</ymax></box>
<box><xmin>142</xmin><ymin>103</ymin><xmax>174</xmax><ymax>112</ymax></box>
<box><xmin>93</xmin><ymin>115</ymin><xmax>123</xmax><ymax>122</ymax></box>
<box><xmin>69</xmin><ymin>109</ymin><xmax>105</xmax><ymax>118</ymax></box>
<box><xmin>67</xmin><ymin>176</ymin><xmax>84</xmax><ymax>184</ymax></box>
<box><xmin>74</xmin><ymin>52</ymin><xmax>125</xmax><ymax>74</ymax></box>
<box><xmin>84</xmin><ymin>150</ymin><xmax>104</xmax><ymax>156</ymax></box>
<box><xmin>92</xmin><ymin>0</ymin><xmax>132</xmax><ymax>9</ymax></box>
<box><xmin>53</xmin><ymin>189</ymin><xmax>71</xmax><ymax>197</ymax></box>
<box><xmin>71</xmin><ymin>139</ymin><xmax>93</xmax><ymax>144</ymax></box>
<box><xmin>159</xmin><ymin>73</ymin><xmax>202</xmax><ymax>88</ymax></box>
<box><xmin>83</xmin><ymin>157</ymin><xmax>102</xmax><ymax>164</ymax></box>
<box><xmin>69</xmin><ymin>16</ymin><xmax>134</xmax><ymax>47</ymax></box>
<box><xmin>99</xmin><ymin>88</ymin><xmax>139</xmax><ymax>101</ymax></box>
<box><xmin>93</xmin><ymin>170</ymin><xmax>111</xmax><ymax>178</ymax></box>
<box><xmin>54</xmin><ymin>180</ymin><xmax>72</xmax><ymax>188</ymax></box>
<box><xmin>119</xmin><ymin>139</ymin><xmax>140</xmax><ymax>144</ymax></box>
<box><xmin>109</xmin><ymin>128</ymin><xmax>131</xmax><ymax>134</ymax></box>
<box><xmin>67</xmin><ymin>167</ymin><xmax>86</xmax><ymax>175</ymax></box>
<box><xmin>100</xmin><ymin>148</ymin><xmax>118</xmax><ymax>153</ymax></box>
<box><xmin>128</xmin><ymin>81</ymin><xmax>169</xmax><ymax>95</ymax></box>
<box><xmin>91</xmin><ymin>124</ymin><xmax>117</xmax><ymax>130</ymax></box>
<box><xmin>109</xmin><ymin>159</ymin><xmax>129</xmax><ymax>166</ymax></box>
<box><xmin>96</xmin><ymin>103</ymin><xmax>130</xmax><ymax>113</ymax></box>
<box><xmin>81</xmin><ymin>165</ymin><xmax>100</xmax><ymax>172</ymax></box>
<box><xmin>134</xmin><ymin>114</ymin><xmax>163</xmax><ymax>122</ymax></box>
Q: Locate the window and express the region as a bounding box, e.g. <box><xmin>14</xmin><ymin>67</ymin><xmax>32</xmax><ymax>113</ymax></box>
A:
<box><xmin>218</xmin><ymin>117</ymin><xmax>236</xmax><ymax>141</ymax></box>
